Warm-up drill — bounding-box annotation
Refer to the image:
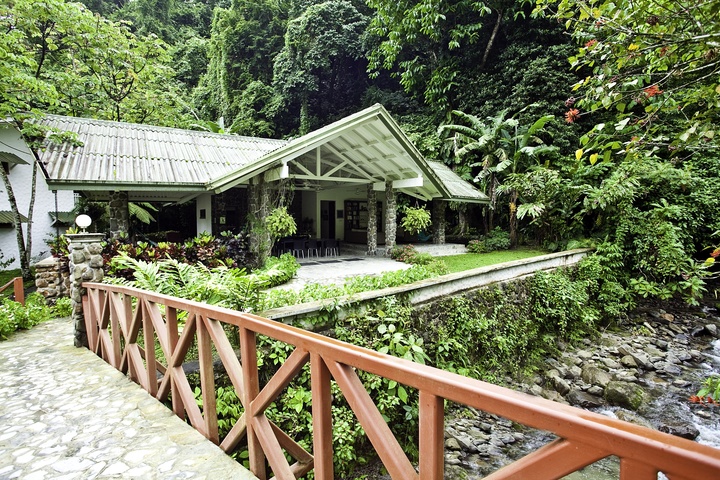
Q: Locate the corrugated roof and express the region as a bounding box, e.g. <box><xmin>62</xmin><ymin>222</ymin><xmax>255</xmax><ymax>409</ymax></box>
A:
<box><xmin>32</xmin><ymin>107</ymin><xmax>486</xmax><ymax>204</ymax></box>
<box><xmin>49</xmin><ymin>211</ymin><xmax>75</xmax><ymax>225</ymax></box>
<box><xmin>0</xmin><ymin>211</ymin><xmax>29</xmax><ymax>224</ymax></box>
<box><xmin>36</xmin><ymin>115</ymin><xmax>287</xmax><ymax>198</ymax></box>
<box><xmin>427</xmin><ymin>161</ymin><xmax>488</xmax><ymax>203</ymax></box>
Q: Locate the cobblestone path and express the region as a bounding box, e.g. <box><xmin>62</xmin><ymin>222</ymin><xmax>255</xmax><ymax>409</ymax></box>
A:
<box><xmin>0</xmin><ymin>316</ymin><xmax>256</xmax><ymax>479</ymax></box>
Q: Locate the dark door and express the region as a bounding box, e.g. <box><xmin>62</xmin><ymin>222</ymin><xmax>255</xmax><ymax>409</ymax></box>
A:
<box><xmin>321</xmin><ymin>200</ymin><xmax>335</xmax><ymax>239</ymax></box>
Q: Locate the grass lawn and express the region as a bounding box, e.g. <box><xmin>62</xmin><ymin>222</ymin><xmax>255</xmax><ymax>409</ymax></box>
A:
<box><xmin>441</xmin><ymin>247</ymin><xmax>548</xmax><ymax>273</ymax></box>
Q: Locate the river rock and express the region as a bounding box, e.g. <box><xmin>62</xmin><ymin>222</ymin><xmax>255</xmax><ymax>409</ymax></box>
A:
<box><xmin>581</xmin><ymin>365</ymin><xmax>612</xmax><ymax>388</ymax></box>
<box><xmin>614</xmin><ymin>410</ymin><xmax>654</xmax><ymax>429</ymax></box>
<box><xmin>550</xmin><ymin>375</ymin><xmax>571</xmax><ymax>396</ymax></box>
<box><xmin>705</xmin><ymin>323</ymin><xmax>718</xmax><ymax>337</ymax></box>
<box><xmin>605</xmin><ymin>381</ymin><xmax>647</xmax><ymax>411</ymax></box>
<box><xmin>659</xmin><ymin>422</ymin><xmax>700</xmax><ymax>440</ymax></box>
<box><xmin>566</xmin><ymin>389</ymin><xmax>604</xmax><ymax>408</ymax></box>
<box><xmin>620</xmin><ymin>355</ymin><xmax>638</xmax><ymax>368</ymax></box>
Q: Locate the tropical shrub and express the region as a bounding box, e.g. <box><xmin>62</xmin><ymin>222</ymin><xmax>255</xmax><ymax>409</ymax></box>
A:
<box><xmin>0</xmin><ymin>293</ymin><xmax>52</xmax><ymax>340</ymax></box>
<box><xmin>389</xmin><ymin>244</ymin><xmax>434</xmax><ymax>265</ymax></box>
<box><xmin>467</xmin><ymin>228</ymin><xmax>511</xmax><ymax>254</ymax></box>
<box><xmin>400</xmin><ymin>205</ymin><xmax>431</xmax><ymax>235</ymax></box>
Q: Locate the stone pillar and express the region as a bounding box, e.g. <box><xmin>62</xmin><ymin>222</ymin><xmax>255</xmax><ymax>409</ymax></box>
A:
<box><xmin>34</xmin><ymin>256</ymin><xmax>70</xmax><ymax>304</ymax></box>
<box><xmin>432</xmin><ymin>199</ymin><xmax>446</xmax><ymax>245</ymax></box>
<box><xmin>384</xmin><ymin>181</ymin><xmax>396</xmax><ymax>254</ymax></box>
<box><xmin>366</xmin><ymin>184</ymin><xmax>377</xmax><ymax>256</ymax></box>
<box><xmin>109</xmin><ymin>191</ymin><xmax>130</xmax><ymax>239</ymax></box>
<box><xmin>66</xmin><ymin>233</ymin><xmax>105</xmax><ymax>348</ymax></box>
<box><xmin>248</xmin><ymin>178</ymin><xmax>271</xmax><ymax>266</ymax></box>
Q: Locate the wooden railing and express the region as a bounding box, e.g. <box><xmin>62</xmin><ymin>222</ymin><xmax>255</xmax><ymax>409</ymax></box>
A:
<box><xmin>82</xmin><ymin>282</ymin><xmax>720</xmax><ymax>479</ymax></box>
<box><xmin>0</xmin><ymin>277</ymin><xmax>25</xmax><ymax>305</ymax></box>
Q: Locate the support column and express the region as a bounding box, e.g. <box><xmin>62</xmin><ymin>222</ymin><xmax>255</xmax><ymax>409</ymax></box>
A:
<box><xmin>432</xmin><ymin>199</ymin><xmax>446</xmax><ymax>245</ymax></box>
<box><xmin>248</xmin><ymin>178</ymin><xmax>271</xmax><ymax>267</ymax></box>
<box><xmin>66</xmin><ymin>233</ymin><xmax>105</xmax><ymax>348</ymax></box>
<box><xmin>108</xmin><ymin>191</ymin><xmax>130</xmax><ymax>239</ymax></box>
<box><xmin>366</xmin><ymin>184</ymin><xmax>377</xmax><ymax>256</ymax></box>
<box><xmin>384</xmin><ymin>181</ymin><xmax>396</xmax><ymax>254</ymax></box>
<box><xmin>196</xmin><ymin>193</ymin><xmax>213</xmax><ymax>234</ymax></box>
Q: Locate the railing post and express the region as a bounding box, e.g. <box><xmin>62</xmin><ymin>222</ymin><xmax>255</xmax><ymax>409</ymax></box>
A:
<box><xmin>311</xmin><ymin>353</ymin><xmax>333</xmax><ymax>479</ymax></box>
<box><xmin>13</xmin><ymin>277</ymin><xmax>24</xmax><ymax>306</ymax></box>
<box><xmin>66</xmin><ymin>233</ymin><xmax>105</xmax><ymax>347</ymax></box>
<box><xmin>240</xmin><ymin>326</ymin><xmax>266</xmax><ymax>479</ymax></box>
<box><xmin>419</xmin><ymin>391</ymin><xmax>444</xmax><ymax>479</ymax></box>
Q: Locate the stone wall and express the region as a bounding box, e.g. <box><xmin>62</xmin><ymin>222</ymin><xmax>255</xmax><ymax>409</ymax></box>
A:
<box><xmin>34</xmin><ymin>256</ymin><xmax>70</xmax><ymax>304</ymax></box>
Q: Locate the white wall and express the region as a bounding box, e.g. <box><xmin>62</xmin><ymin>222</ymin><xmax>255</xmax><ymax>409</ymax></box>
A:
<box><xmin>307</xmin><ymin>185</ymin><xmax>387</xmax><ymax>241</ymax></box>
<box><xmin>0</xmin><ymin>163</ymin><xmax>75</xmax><ymax>269</ymax></box>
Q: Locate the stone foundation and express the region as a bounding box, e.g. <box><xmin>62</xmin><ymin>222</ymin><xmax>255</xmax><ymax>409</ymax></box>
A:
<box><xmin>34</xmin><ymin>256</ymin><xmax>70</xmax><ymax>304</ymax></box>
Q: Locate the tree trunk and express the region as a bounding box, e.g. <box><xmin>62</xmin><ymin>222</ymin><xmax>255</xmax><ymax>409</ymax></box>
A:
<box><xmin>0</xmin><ymin>166</ymin><xmax>30</xmax><ymax>280</ymax></box>
<box><xmin>480</xmin><ymin>10</ymin><xmax>503</xmax><ymax>71</ymax></box>
<box><xmin>25</xmin><ymin>161</ymin><xmax>38</xmax><ymax>278</ymax></box>
<box><xmin>509</xmin><ymin>190</ymin><xmax>518</xmax><ymax>249</ymax></box>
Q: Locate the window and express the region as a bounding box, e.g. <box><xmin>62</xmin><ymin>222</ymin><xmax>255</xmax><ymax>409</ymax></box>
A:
<box><xmin>344</xmin><ymin>200</ymin><xmax>382</xmax><ymax>231</ymax></box>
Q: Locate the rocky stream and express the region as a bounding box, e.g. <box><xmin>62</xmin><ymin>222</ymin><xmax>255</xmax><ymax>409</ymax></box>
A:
<box><xmin>440</xmin><ymin>298</ymin><xmax>720</xmax><ymax>479</ymax></box>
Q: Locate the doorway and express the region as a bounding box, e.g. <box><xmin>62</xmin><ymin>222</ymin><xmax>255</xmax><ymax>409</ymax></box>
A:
<box><xmin>320</xmin><ymin>200</ymin><xmax>335</xmax><ymax>239</ymax></box>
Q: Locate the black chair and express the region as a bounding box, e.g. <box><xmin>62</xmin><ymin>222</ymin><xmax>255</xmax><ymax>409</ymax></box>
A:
<box><xmin>306</xmin><ymin>238</ymin><xmax>321</xmax><ymax>258</ymax></box>
<box><xmin>291</xmin><ymin>238</ymin><xmax>306</xmax><ymax>258</ymax></box>
<box><xmin>323</xmin><ymin>238</ymin><xmax>339</xmax><ymax>257</ymax></box>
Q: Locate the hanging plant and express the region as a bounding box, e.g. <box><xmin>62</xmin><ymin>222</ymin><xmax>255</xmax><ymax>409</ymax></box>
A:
<box><xmin>401</xmin><ymin>205</ymin><xmax>431</xmax><ymax>235</ymax></box>
<box><xmin>265</xmin><ymin>206</ymin><xmax>297</xmax><ymax>240</ymax></box>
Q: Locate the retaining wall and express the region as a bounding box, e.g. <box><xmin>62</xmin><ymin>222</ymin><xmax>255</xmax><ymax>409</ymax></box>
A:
<box><xmin>262</xmin><ymin>248</ymin><xmax>592</xmax><ymax>324</ymax></box>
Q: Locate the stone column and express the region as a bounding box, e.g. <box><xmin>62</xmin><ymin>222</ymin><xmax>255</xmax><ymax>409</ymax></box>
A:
<box><xmin>384</xmin><ymin>181</ymin><xmax>396</xmax><ymax>254</ymax></box>
<box><xmin>432</xmin><ymin>199</ymin><xmax>447</xmax><ymax>245</ymax></box>
<box><xmin>66</xmin><ymin>233</ymin><xmax>105</xmax><ymax>348</ymax></box>
<box><xmin>34</xmin><ymin>256</ymin><xmax>70</xmax><ymax>304</ymax></box>
<box><xmin>366</xmin><ymin>184</ymin><xmax>377</xmax><ymax>256</ymax></box>
<box><xmin>248</xmin><ymin>178</ymin><xmax>271</xmax><ymax>266</ymax></box>
<box><xmin>109</xmin><ymin>191</ymin><xmax>130</xmax><ymax>239</ymax></box>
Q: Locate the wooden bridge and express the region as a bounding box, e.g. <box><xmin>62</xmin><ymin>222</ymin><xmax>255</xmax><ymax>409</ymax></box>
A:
<box><xmin>82</xmin><ymin>282</ymin><xmax>720</xmax><ymax>479</ymax></box>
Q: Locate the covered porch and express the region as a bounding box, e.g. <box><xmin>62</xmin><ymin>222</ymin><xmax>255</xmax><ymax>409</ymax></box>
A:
<box><xmin>33</xmin><ymin>104</ymin><xmax>487</xmax><ymax>254</ymax></box>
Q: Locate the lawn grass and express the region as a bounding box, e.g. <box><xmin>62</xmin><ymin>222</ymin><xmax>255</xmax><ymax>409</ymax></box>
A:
<box><xmin>440</xmin><ymin>247</ymin><xmax>549</xmax><ymax>273</ymax></box>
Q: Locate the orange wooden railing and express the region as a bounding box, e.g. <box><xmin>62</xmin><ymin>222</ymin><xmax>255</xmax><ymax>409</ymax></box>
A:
<box><xmin>0</xmin><ymin>277</ymin><xmax>25</xmax><ymax>305</ymax></box>
<box><xmin>82</xmin><ymin>282</ymin><xmax>720</xmax><ymax>480</ymax></box>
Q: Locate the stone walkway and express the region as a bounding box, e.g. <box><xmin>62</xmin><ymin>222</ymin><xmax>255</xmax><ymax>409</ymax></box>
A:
<box><xmin>0</xmin><ymin>316</ymin><xmax>257</xmax><ymax>480</ymax></box>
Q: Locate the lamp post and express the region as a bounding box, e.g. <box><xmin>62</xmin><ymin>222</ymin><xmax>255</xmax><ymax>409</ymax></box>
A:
<box><xmin>75</xmin><ymin>214</ymin><xmax>92</xmax><ymax>232</ymax></box>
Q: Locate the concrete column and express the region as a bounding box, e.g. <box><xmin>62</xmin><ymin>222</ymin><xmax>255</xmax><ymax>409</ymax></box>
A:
<box><xmin>108</xmin><ymin>191</ymin><xmax>129</xmax><ymax>239</ymax></box>
<box><xmin>196</xmin><ymin>193</ymin><xmax>213</xmax><ymax>234</ymax></box>
<box><xmin>432</xmin><ymin>199</ymin><xmax>446</xmax><ymax>245</ymax></box>
<box><xmin>366</xmin><ymin>184</ymin><xmax>377</xmax><ymax>256</ymax></box>
<box><xmin>66</xmin><ymin>233</ymin><xmax>105</xmax><ymax>348</ymax></box>
<box><xmin>384</xmin><ymin>181</ymin><xmax>396</xmax><ymax>254</ymax></box>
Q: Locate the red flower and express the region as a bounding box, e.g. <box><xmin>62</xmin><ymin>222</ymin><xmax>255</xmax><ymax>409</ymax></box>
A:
<box><xmin>711</xmin><ymin>247</ymin><xmax>720</xmax><ymax>258</ymax></box>
<box><xmin>644</xmin><ymin>85</ymin><xmax>663</xmax><ymax>97</ymax></box>
<box><xmin>565</xmin><ymin>108</ymin><xmax>580</xmax><ymax>123</ymax></box>
<box><xmin>585</xmin><ymin>39</ymin><xmax>598</xmax><ymax>48</ymax></box>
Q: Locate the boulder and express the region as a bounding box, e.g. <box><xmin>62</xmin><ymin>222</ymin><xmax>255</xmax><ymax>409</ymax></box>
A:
<box><xmin>605</xmin><ymin>381</ymin><xmax>647</xmax><ymax>411</ymax></box>
<box><xmin>582</xmin><ymin>365</ymin><xmax>612</xmax><ymax>388</ymax></box>
<box><xmin>566</xmin><ymin>390</ymin><xmax>604</xmax><ymax>408</ymax></box>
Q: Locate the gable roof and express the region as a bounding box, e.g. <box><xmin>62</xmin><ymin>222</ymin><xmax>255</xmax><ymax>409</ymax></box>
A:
<box><xmin>33</xmin><ymin>106</ymin><xmax>488</xmax><ymax>204</ymax></box>
<box><xmin>0</xmin><ymin>122</ymin><xmax>33</xmax><ymax>165</ymax></box>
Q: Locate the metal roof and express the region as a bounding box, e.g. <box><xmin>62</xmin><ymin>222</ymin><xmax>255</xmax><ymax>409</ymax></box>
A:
<box><xmin>0</xmin><ymin>211</ymin><xmax>29</xmax><ymax>224</ymax></box>
<box><xmin>36</xmin><ymin>115</ymin><xmax>287</xmax><ymax>201</ymax></box>
<box><xmin>427</xmin><ymin>161</ymin><xmax>488</xmax><ymax>203</ymax></box>
<box><xmin>33</xmin><ymin>106</ymin><xmax>487</xmax><ymax>204</ymax></box>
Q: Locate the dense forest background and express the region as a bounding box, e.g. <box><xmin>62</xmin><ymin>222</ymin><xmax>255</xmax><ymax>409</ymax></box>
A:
<box><xmin>3</xmin><ymin>0</ymin><xmax>720</xmax><ymax>305</ymax></box>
